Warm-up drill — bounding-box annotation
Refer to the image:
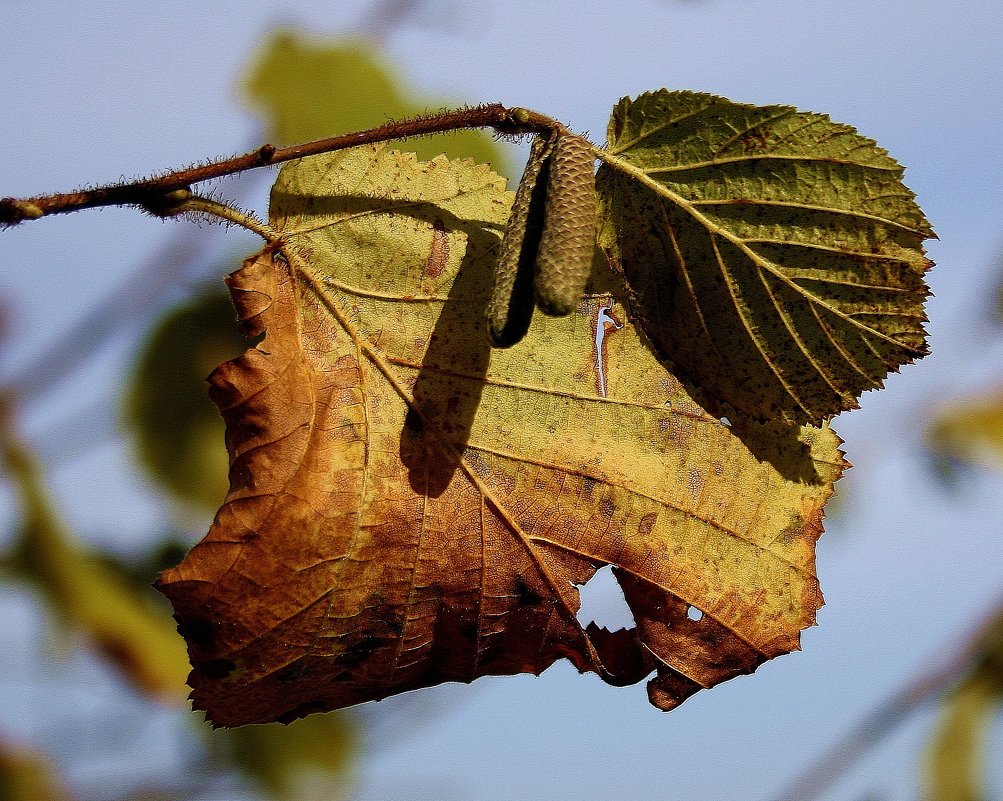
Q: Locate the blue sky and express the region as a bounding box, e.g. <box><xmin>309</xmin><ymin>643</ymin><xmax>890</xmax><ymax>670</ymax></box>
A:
<box><xmin>3</xmin><ymin>2</ymin><xmax>1003</xmax><ymax>799</ymax></box>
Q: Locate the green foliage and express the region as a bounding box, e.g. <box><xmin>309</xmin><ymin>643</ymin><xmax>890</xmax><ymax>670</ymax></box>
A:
<box><xmin>923</xmin><ymin>615</ymin><xmax>1003</xmax><ymax>801</ymax></box>
<box><xmin>243</xmin><ymin>29</ymin><xmax>510</xmax><ymax>173</ymax></box>
<box><xmin>224</xmin><ymin>714</ymin><xmax>360</xmax><ymax>801</ymax></box>
<box><xmin>596</xmin><ymin>90</ymin><xmax>933</xmax><ymax>425</ymax></box>
<box><xmin>123</xmin><ymin>287</ymin><xmax>249</xmax><ymax>513</ymax></box>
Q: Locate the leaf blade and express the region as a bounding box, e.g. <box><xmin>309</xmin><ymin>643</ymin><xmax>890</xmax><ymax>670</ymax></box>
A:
<box><xmin>597</xmin><ymin>89</ymin><xmax>933</xmax><ymax>424</ymax></box>
<box><xmin>157</xmin><ymin>145</ymin><xmax>845</xmax><ymax>725</ymax></box>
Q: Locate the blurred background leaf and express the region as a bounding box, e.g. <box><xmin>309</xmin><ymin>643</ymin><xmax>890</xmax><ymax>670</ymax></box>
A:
<box><xmin>242</xmin><ymin>29</ymin><xmax>511</xmax><ymax>172</ymax></box>
<box><xmin>123</xmin><ymin>286</ymin><xmax>249</xmax><ymax>516</ymax></box>
<box><xmin>0</xmin><ymin>741</ymin><xmax>69</xmax><ymax>801</ymax></box>
<box><xmin>218</xmin><ymin>715</ymin><xmax>360</xmax><ymax>801</ymax></box>
<box><xmin>1</xmin><ymin>403</ymin><xmax>190</xmax><ymax>700</ymax></box>
<box><xmin>0</xmin><ymin>740</ymin><xmax>69</xmax><ymax>801</ymax></box>
<box><xmin>926</xmin><ymin>389</ymin><xmax>1003</xmax><ymax>472</ymax></box>
<box><xmin>923</xmin><ymin>613</ymin><xmax>1003</xmax><ymax>801</ymax></box>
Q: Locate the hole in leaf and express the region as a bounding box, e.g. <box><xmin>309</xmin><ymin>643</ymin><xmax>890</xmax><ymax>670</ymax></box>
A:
<box><xmin>575</xmin><ymin>565</ymin><xmax>636</xmax><ymax>631</ymax></box>
<box><xmin>686</xmin><ymin>605</ymin><xmax>703</xmax><ymax>622</ymax></box>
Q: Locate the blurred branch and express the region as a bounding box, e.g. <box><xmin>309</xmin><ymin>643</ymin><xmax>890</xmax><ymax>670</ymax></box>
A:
<box><xmin>4</xmin><ymin>230</ymin><xmax>207</xmax><ymax>404</ymax></box>
<box><xmin>768</xmin><ymin>595</ymin><xmax>1003</xmax><ymax>801</ymax></box>
<box><xmin>923</xmin><ymin>671</ymin><xmax>1001</xmax><ymax>801</ymax></box>
<box><xmin>0</xmin><ymin>393</ymin><xmax>190</xmax><ymax>700</ymax></box>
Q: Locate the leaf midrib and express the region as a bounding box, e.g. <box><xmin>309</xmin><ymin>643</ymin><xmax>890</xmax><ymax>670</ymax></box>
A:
<box><xmin>597</xmin><ymin>150</ymin><xmax>922</xmax><ymax>355</ymax></box>
<box><xmin>641</xmin><ymin>153</ymin><xmax>903</xmax><ymax>174</ymax></box>
<box><xmin>291</xmin><ymin>250</ymin><xmax>602</xmax><ymax>671</ymax></box>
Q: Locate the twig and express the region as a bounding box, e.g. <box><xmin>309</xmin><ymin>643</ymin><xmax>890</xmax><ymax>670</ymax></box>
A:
<box><xmin>767</xmin><ymin>594</ymin><xmax>1003</xmax><ymax>801</ymax></box>
<box><xmin>0</xmin><ymin>104</ymin><xmax>558</xmax><ymax>226</ymax></box>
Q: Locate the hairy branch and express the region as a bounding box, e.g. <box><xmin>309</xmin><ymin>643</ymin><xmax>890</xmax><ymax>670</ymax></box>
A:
<box><xmin>0</xmin><ymin>104</ymin><xmax>559</xmax><ymax>227</ymax></box>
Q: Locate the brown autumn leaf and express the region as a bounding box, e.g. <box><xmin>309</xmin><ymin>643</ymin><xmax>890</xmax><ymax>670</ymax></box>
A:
<box><xmin>156</xmin><ymin>145</ymin><xmax>845</xmax><ymax>726</ymax></box>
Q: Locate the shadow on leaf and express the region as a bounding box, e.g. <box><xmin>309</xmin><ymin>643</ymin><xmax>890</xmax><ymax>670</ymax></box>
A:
<box><xmin>728</xmin><ymin>415</ymin><xmax>832</xmax><ymax>485</ymax></box>
<box><xmin>272</xmin><ymin>184</ymin><xmax>504</xmax><ymax>499</ymax></box>
<box><xmin>399</xmin><ymin>217</ymin><xmax>497</xmax><ymax>497</ymax></box>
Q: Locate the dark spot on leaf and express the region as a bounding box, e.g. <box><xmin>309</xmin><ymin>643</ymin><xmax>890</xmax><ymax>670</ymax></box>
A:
<box><xmin>513</xmin><ymin>574</ymin><xmax>542</xmax><ymax>607</ymax></box>
<box><xmin>276</xmin><ymin>662</ymin><xmax>309</xmax><ymax>683</ymax></box>
<box><xmin>637</xmin><ymin>512</ymin><xmax>658</xmax><ymax>539</ymax></box>
<box><xmin>459</xmin><ymin>620</ymin><xmax>479</xmax><ymax>642</ymax></box>
<box><xmin>334</xmin><ymin>635</ymin><xmax>382</xmax><ymax>668</ymax></box>
<box><xmin>201</xmin><ymin>658</ymin><xmax>237</xmax><ymax>680</ymax></box>
<box><xmin>404</xmin><ymin>408</ymin><xmax>423</xmax><ymax>433</ymax></box>
<box><xmin>277</xmin><ymin>700</ymin><xmax>329</xmax><ymax>725</ymax></box>
<box><xmin>419</xmin><ymin>666</ymin><xmax>447</xmax><ymax>685</ymax></box>
<box><xmin>178</xmin><ymin>615</ymin><xmax>214</xmax><ymax>650</ymax></box>
<box><xmin>424</xmin><ymin>218</ymin><xmax>450</xmax><ymax>279</ymax></box>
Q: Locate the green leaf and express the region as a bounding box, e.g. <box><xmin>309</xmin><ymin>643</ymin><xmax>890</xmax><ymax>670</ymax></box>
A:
<box><xmin>221</xmin><ymin>713</ymin><xmax>359</xmax><ymax>801</ymax></box>
<box><xmin>596</xmin><ymin>90</ymin><xmax>934</xmax><ymax>424</ymax></box>
<box><xmin>242</xmin><ymin>29</ymin><xmax>510</xmax><ymax>172</ymax></box>
<box><xmin>123</xmin><ymin>288</ymin><xmax>250</xmax><ymax>514</ymax></box>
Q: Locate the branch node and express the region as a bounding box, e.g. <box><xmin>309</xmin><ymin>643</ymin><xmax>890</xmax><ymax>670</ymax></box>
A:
<box><xmin>0</xmin><ymin>199</ymin><xmax>45</xmax><ymax>227</ymax></box>
<box><xmin>257</xmin><ymin>144</ymin><xmax>276</xmax><ymax>164</ymax></box>
<box><xmin>139</xmin><ymin>187</ymin><xmax>194</xmax><ymax>218</ymax></box>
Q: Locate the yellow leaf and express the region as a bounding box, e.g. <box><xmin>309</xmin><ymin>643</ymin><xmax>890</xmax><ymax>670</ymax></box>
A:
<box><xmin>242</xmin><ymin>30</ymin><xmax>510</xmax><ymax>171</ymax></box>
<box><xmin>927</xmin><ymin>387</ymin><xmax>1003</xmax><ymax>471</ymax></box>
<box><xmin>157</xmin><ymin>145</ymin><xmax>845</xmax><ymax>726</ymax></box>
<box><xmin>0</xmin><ymin>742</ymin><xmax>69</xmax><ymax>801</ymax></box>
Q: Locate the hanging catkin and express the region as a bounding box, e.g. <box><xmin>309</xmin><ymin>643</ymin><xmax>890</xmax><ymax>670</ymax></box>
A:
<box><xmin>485</xmin><ymin>134</ymin><xmax>554</xmax><ymax>347</ymax></box>
<box><xmin>533</xmin><ymin>133</ymin><xmax>597</xmax><ymax>317</ymax></box>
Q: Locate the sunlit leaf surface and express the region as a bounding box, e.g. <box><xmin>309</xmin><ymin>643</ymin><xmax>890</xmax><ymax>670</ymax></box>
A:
<box><xmin>158</xmin><ymin>145</ymin><xmax>844</xmax><ymax>726</ymax></box>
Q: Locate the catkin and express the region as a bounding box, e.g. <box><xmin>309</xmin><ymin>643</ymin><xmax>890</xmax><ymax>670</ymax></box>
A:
<box><xmin>485</xmin><ymin>134</ymin><xmax>554</xmax><ymax>348</ymax></box>
<box><xmin>534</xmin><ymin>133</ymin><xmax>597</xmax><ymax>317</ymax></box>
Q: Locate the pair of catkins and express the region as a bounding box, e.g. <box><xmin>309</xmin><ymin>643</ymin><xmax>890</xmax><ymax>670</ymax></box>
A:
<box><xmin>486</xmin><ymin>132</ymin><xmax>597</xmax><ymax>348</ymax></box>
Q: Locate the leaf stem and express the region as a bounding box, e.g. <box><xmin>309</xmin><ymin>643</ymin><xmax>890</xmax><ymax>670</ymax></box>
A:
<box><xmin>0</xmin><ymin>104</ymin><xmax>562</xmax><ymax>227</ymax></box>
<box><xmin>179</xmin><ymin>194</ymin><xmax>283</xmax><ymax>242</ymax></box>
